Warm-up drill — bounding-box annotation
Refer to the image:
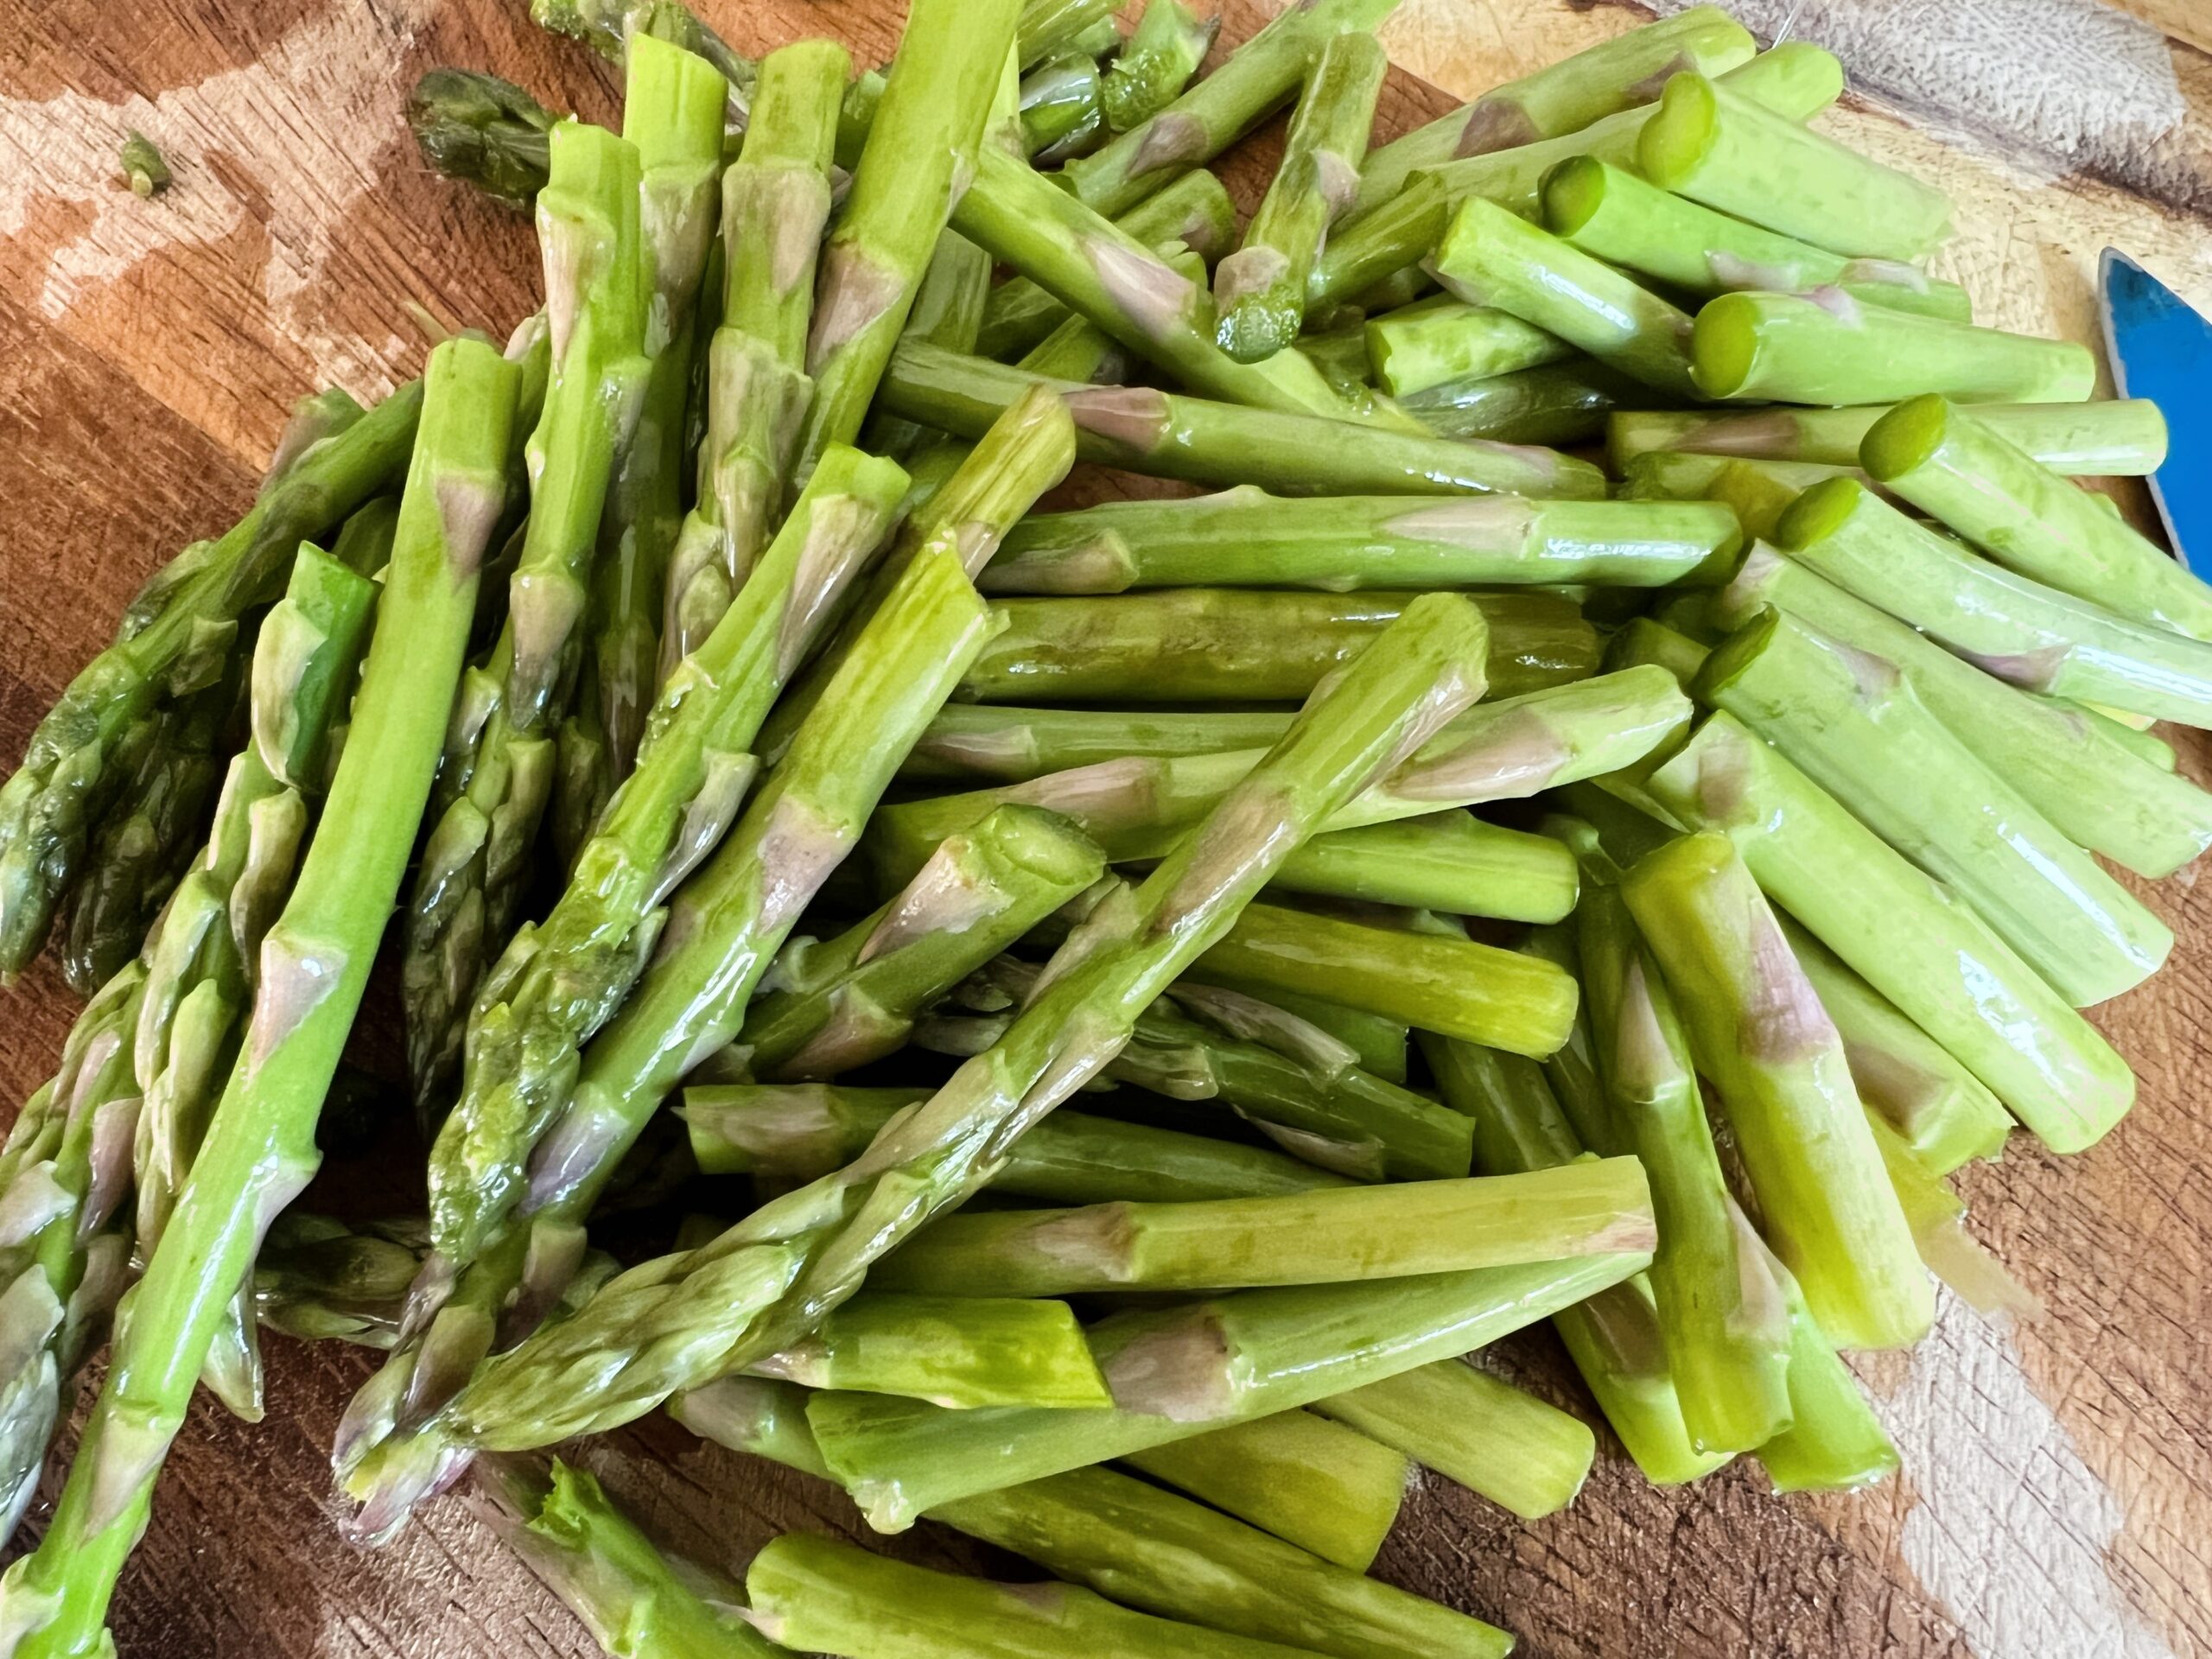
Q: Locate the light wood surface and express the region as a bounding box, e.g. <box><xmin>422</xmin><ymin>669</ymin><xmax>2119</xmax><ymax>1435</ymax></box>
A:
<box><xmin>1</xmin><ymin>2</ymin><xmax>2209</xmax><ymax>1656</ymax></box>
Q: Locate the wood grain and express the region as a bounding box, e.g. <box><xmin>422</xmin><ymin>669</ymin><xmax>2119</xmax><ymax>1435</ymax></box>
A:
<box><xmin>2</xmin><ymin>2</ymin><xmax>2209</xmax><ymax>1656</ymax></box>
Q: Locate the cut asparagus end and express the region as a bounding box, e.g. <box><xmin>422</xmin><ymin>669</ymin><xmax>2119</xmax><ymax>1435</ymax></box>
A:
<box><xmin>1636</xmin><ymin>71</ymin><xmax>1720</xmax><ymax>188</ymax></box>
<box><xmin>1690</xmin><ymin>293</ymin><xmax>1760</xmax><ymax>398</ymax></box>
<box><xmin>1856</xmin><ymin>391</ymin><xmax>1951</xmax><ymax>480</ymax></box>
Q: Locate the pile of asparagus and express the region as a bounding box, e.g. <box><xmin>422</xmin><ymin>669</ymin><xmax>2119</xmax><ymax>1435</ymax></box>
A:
<box><xmin>0</xmin><ymin>0</ymin><xmax>2196</xmax><ymax>1650</ymax></box>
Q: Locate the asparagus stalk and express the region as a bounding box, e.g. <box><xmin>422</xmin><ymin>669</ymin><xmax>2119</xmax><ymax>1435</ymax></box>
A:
<box><xmin>1751</xmin><ymin>1256</ymin><xmax>1900</xmax><ymax>1494</ymax></box>
<box><xmin>675</xmin><ymin>1376</ymin><xmax>1513</xmax><ymax>1659</ymax></box>
<box><xmin>1713</xmin><ymin>540</ymin><xmax>2212</xmax><ymax>878</ymax></box>
<box><xmin>901</xmin><ymin>704</ymin><xmax>1297</xmax><ymax>783</ymax></box>
<box><xmin>880</xmin><ymin>340</ymin><xmax>1608</xmax><ymax>497</ymax></box>
<box><xmin>429</xmin><ymin>444</ymin><xmax>910</xmax><ymax>1268</ymax></box>
<box><xmin>1273</xmin><ymin>812</ymin><xmax>1579</xmax><ymax>919</ymax></box>
<box><xmin>1355</xmin><ymin>5</ymin><xmax>1756</xmax><ymax>211</ymax></box>
<box><xmin>1173</xmin><ymin>981</ymin><xmax>1409</xmax><ymax>1084</ymax></box>
<box><xmin>409</xmin><ymin>68</ymin><xmax>556</xmax><ymax>208</ymax></box>
<box><xmin>1424</xmin><ymin>1034</ymin><xmax>1730</xmax><ymax>1484</ymax></box>
<box><xmin>1216</xmin><ymin>32</ymin><xmax>1388</xmax><ymax>361</ymax></box>
<box><xmin>867</xmin><ymin>231</ymin><xmax>998</xmax><ymax>464</ymax></box>
<box><xmin>1607</xmin><ymin>398</ymin><xmax>2168</xmax><ymax>475</ymax></box>
<box><xmin>1542</xmin><ymin>156</ymin><xmax>1970</xmax><ymax>318</ymax></box>
<box><xmin>0</xmin><ymin>339</ymin><xmax>522</xmax><ymax>1657</ymax></box>
<box><xmin>1867</xmin><ymin>1116</ymin><xmax>2037</xmax><ymax>1318</ymax></box>
<box><xmin>1430</xmin><ymin>196</ymin><xmax>1698</xmax><ymax>397</ymax></box>
<box><xmin>750</xmin><ymin>1291</ymin><xmax>1111</xmax><ymax>1408</ymax></box>
<box><xmin>912</xmin><ymin>954</ymin><xmax>1476</xmax><ymax>1181</ymax></box>
<box><xmin>1313</xmin><ymin>42</ymin><xmax>1845</xmax><ymax>309</ymax></box>
<box><xmin>1605</xmin><ymin>616</ymin><xmax>1708</xmax><ymax>687</ymax></box>
<box><xmin>1020</xmin><ymin>54</ymin><xmax>1107</xmax><ymax>162</ymax></box>
<box><xmin>1315</xmin><ymin>1359</ymin><xmax>1595</xmax><ymax>1521</ymax></box>
<box><xmin>661</xmin><ymin>40</ymin><xmax>848</xmax><ymax>668</ymax></box>
<box><xmin>961</xmin><ymin>587</ymin><xmax>1597</xmax><ymax>702</ymax></box>
<box><xmin>745</xmin><ymin>1531</ymin><xmax>1318</xmax><ymax>1659</ymax></box>
<box><xmin>791</xmin><ymin>0</ymin><xmax>1024</xmax><ymax>483</ymax></box>
<box><xmin>683</xmin><ymin>1084</ymin><xmax>1355</xmax><ymax>1201</ymax></box>
<box><xmin>1861</xmin><ymin>394</ymin><xmax>2212</xmax><ymax>639</ymax></box>
<box><xmin>1103</xmin><ymin>0</ymin><xmax>1218</xmax><ymax>132</ymax></box>
<box><xmin>1693</xmin><ymin>290</ymin><xmax>2095</xmax><ymax>405</ymax></box>
<box><xmin>472</xmin><ymin>1457</ymin><xmax>779</xmax><ymax>1659</ymax></box>
<box><xmin>402</xmin><ymin>117</ymin><xmax>657</xmax><ymax>1103</ymax></box>
<box><xmin>1561</xmin><ymin>823</ymin><xmax>1795</xmax><ymax>1452</ymax></box>
<box><xmin>1365</xmin><ymin>296</ymin><xmax>1573</xmax><ymax>395</ymax></box>
<box><xmin>253</xmin><ymin>1215</ymin><xmax>429</xmax><ymax>1351</ymax></box>
<box><xmin>1643</xmin><ymin>712</ymin><xmax>2134</xmax><ymax>1153</ymax></box>
<box><xmin>344</xmin><ymin>594</ymin><xmax>1494</xmax><ymax>1516</ymax></box>
<box><xmin>730</xmin><ymin>805</ymin><xmax>1106</xmax><ymax>1082</ymax></box>
<box><xmin>1638</xmin><ymin>73</ymin><xmax>1953</xmax><ymax>261</ymax></box>
<box><xmin>1774</xmin><ymin>477</ymin><xmax>2212</xmax><ymax>728</ymax></box>
<box><xmin>1400</xmin><ymin>359</ymin><xmax>1643</xmax><ymax>448</ymax></box>
<box><xmin>984</xmin><ymin>487</ymin><xmax>1738</xmax><ymax>594</ymax></box>
<box><xmin>338</xmin><ymin>513</ymin><xmax>1008</xmax><ymax>1525</ymax></box>
<box><xmin>808</xmin><ymin>1249</ymin><xmax>1648</xmax><ymax>1529</ymax></box>
<box><xmin>531</xmin><ymin>0</ymin><xmax>757</xmax><ymax>111</ymax></box>
<box><xmin>1699</xmin><ymin>607</ymin><xmax>2171</xmax><ymax>1007</ymax></box>
<box><xmin>1059</xmin><ymin>0</ymin><xmax>1400</xmax><ymax>217</ymax></box>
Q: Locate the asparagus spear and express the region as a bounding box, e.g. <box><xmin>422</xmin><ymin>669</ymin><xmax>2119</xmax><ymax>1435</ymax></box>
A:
<box><xmin>472</xmin><ymin>1457</ymin><xmax>780</xmax><ymax>1659</ymax></box>
<box><xmin>793</xmin><ymin>0</ymin><xmax>1023</xmax><ymax>483</ymax></box>
<box><xmin>1774</xmin><ymin>478</ymin><xmax>2212</xmax><ymax>728</ymax></box>
<box><xmin>1400</xmin><ymin>359</ymin><xmax>1643</xmax><ymax>448</ymax></box>
<box><xmin>1365</xmin><ymin>296</ymin><xmax>1573</xmax><ymax>395</ymax></box>
<box><xmin>808</xmin><ymin>1250</ymin><xmax>1647</xmax><ymax>1529</ymax></box>
<box><xmin>684</xmin><ymin>1084</ymin><xmax>1355</xmax><ymax>1201</ymax></box>
<box><xmin>1542</xmin><ymin>156</ymin><xmax>1971</xmax><ymax>319</ymax></box>
<box><xmin>1861</xmin><ymin>394</ymin><xmax>2212</xmax><ymax>639</ymax></box>
<box><xmin>984</xmin><ymin>487</ymin><xmax>1738</xmax><ymax>594</ymax></box>
<box><xmin>1272</xmin><ymin>812</ymin><xmax>1579</xmax><ymax>919</ymax></box>
<box><xmin>901</xmin><ymin>704</ymin><xmax>1297</xmax><ymax>783</ymax></box>
<box><xmin>337</xmin><ymin>498</ymin><xmax>1010</xmax><ymax>1516</ymax></box>
<box><xmin>747</xmin><ymin>1530</ymin><xmax>1319</xmax><ymax>1658</ymax></box>
<box><xmin>1355</xmin><ymin>5</ymin><xmax>1756</xmax><ymax>212</ymax></box>
<box><xmin>1713</xmin><ymin>540</ymin><xmax>2212</xmax><ymax>880</ymax></box>
<box><xmin>1059</xmin><ymin>0</ymin><xmax>1400</xmax><ymax>216</ymax></box>
<box><xmin>1639</xmin><ymin>73</ymin><xmax>1953</xmax><ymax>261</ymax></box>
<box><xmin>662</xmin><ymin>40</ymin><xmax>849</xmax><ymax>668</ymax></box>
<box><xmin>1430</xmin><ymin>196</ymin><xmax>1698</xmax><ymax>397</ymax></box>
<box><xmin>878</xmin><ymin>340</ymin><xmax>1610</xmax><ymax>498</ymax></box>
<box><xmin>750</xmin><ymin>1291</ymin><xmax>1111</xmax><ymax>1408</ymax></box>
<box><xmin>1643</xmin><ymin>713</ymin><xmax>2134</xmax><ymax>1154</ymax></box>
<box><xmin>675</xmin><ymin>1376</ymin><xmax>1513</xmax><ymax>1659</ymax></box>
<box><xmin>961</xmin><ymin>588</ymin><xmax>1597</xmax><ymax>702</ymax></box>
<box><xmin>1605</xmin><ymin>616</ymin><xmax>1709</xmax><ymax>687</ymax></box>
<box><xmin>1317</xmin><ymin>1358</ymin><xmax>1595</xmax><ymax>1520</ymax></box>
<box><xmin>867</xmin><ymin>232</ymin><xmax>998</xmax><ymax>464</ymax></box>
<box><xmin>1103</xmin><ymin>0</ymin><xmax>1218</xmax><ymax>132</ymax></box>
<box><xmin>429</xmin><ymin>444</ymin><xmax>911</xmax><ymax>1269</ymax></box>
<box><xmin>1607</xmin><ymin>399</ymin><xmax>2167</xmax><ymax>476</ymax></box>
<box><xmin>402</xmin><ymin>116</ymin><xmax>657</xmax><ymax>1103</ymax></box>
<box><xmin>409</xmin><ymin>68</ymin><xmax>556</xmax><ymax>208</ymax></box>
<box><xmin>253</xmin><ymin>1215</ymin><xmax>429</xmax><ymax>1351</ymax></box>
<box><xmin>532</xmin><ymin>0</ymin><xmax>757</xmax><ymax>111</ymax></box>
<box><xmin>0</xmin><ymin>339</ymin><xmax>523</xmax><ymax>1657</ymax></box>
<box><xmin>342</xmin><ymin>594</ymin><xmax>1494</xmax><ymax>1519</ymax></box>
<box><xmin>1020</xmin><ymin>54</ymin><xmax>1107</xmax><ymax>162</ymax></box>
<box><xmin>912</xmin><ymin>952</ymin><xmax>1476</xmax><ymax>1181</ymax></box>
<box><xmin>1424</xmin><ymin>1034</ymin><xmax>1730</xmax><ymax>1484</ymax></box>
<box><xmin>1751</xmin><ymin>1255</ymin><xmax>1900</xmax><ymax>1493</ymax></box>
<box><xmin>870</xmin><ymin>1163</ymin><xmax>1651</xmax><ymax>1295</ymax></box>
<box><xmin>1700</xmin><ymin>607</ymin><xmax>2171</xmax><ymax>1007</ymax></box>
<box><xmin>1693</xmin><ymin>290</ymin><xmax>2095</xmax><ymax>405</ymax></box>
<box><xmin>1216</xmin><ymin>32</ymin><xmax>1388</xmax><ymax>361</ymax></box>
<box><xmin>974</xmin><ymin>169</ymin><xmax>1239</xmax><ymax>361</ymax></box>
<box><xmin>730</xmin><ymin>805</ymin><xmax>1106</xmax><ymax>1082</ymax></box>
<box><xmin>1560</xmin><ymin>822</ymin><xmax>1795</xmax><ymax>1453</ymax></box>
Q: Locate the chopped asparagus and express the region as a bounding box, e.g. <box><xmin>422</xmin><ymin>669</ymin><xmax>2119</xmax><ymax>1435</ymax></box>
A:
<box><xmin>1606</xmin><ymin>398</ymin><xmax>2168</xmax><ymax>476</ymax></box>
<box><xmin>1102</xmin><ymin>0</ymin><xmax>1219</xmax><ymax>134</ymax></box>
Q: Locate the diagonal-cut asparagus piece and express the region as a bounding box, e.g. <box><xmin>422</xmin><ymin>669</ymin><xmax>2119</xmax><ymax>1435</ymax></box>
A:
<box><xmin>1606</xmin><ymin>399</ymin><xmax>2167</xmax><ymax>476</ymax></box>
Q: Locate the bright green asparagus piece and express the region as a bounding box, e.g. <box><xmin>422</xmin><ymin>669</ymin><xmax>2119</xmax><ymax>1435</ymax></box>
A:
<box><xmin>1607</xmin><ymin>398</ymin><xmax>2167</xmax><ymax>475</ymax></box>
<box><xmin>1605</xmin><ymin>616</ymin><xmax>1709</xmax><ymax>687</ymax></box>
<box><xmin>1644</xmin><ymin>712</ymin><xmax>2135</xmax><ymax>1154</ymax></box>
<box><xmin>1862</xmin><ymin>393</ymin><xmax>2212</xmax><ymax>639</ymax></box>
<box><xmin>984</xmin><ymin>486</ymin><xmax>1738</xmax><ymax>594</ymax></box>
<box><xmin>403</xmin><ymin>118</ymin><xmax>655</xmax><ymax>1103</ymax></box>
<box><xmin>1542</xmin><ymin>156</ymin><xmax>1969</xmax><ymax>318</ymax></box>
<box><xmin>746</xmin><ymin>1530</ymin><xmax>1317</xmax><ymax>1659</ymax></box>
<box><xmin>1751</xmin><ymin>1256</ymin><xmax>1900</xmax><ymax>1494</ymax></box>
<box><xmin>1020</xmin><ymin>54</ymin><xmax>1106</xmax><ymax>162</ymax></box>
<box><xmin>408</xmin><ymin>68</ymin><xmax>557</xmax><ymax>208</ymax></box>
<box><xmin>1868</xmin><ymin>1116</ymin><xmax>2037</xmax><ymax>1318</ymax></box>
<box><xmin>675</xmin><ymin>1376</ymin><xmax>1513</xmax><ymax>1659</ymax></box>
<box><xmin>337</xmin><ymin>511</ymin><xmax>1008</xmax><ymax>1526</ymax></box>
<box><xmin>1354</xmin><ymin>5</ymin><xmax>1756</xmax><ymax>212</ymax></box>
<box><xmin>1620</xmin><ymin>452</ymin><xmax>1864</xmax><ymax>546</ymax></box>
<box><xmin>1216</xmin><ymin>32</ymin><xmax>1388</xmax><ymax>361</ymax></box>
<box><xmin>118</xmin><ymin>129</ymin><xmax>170</xmax><ymax>196</ymax></box>
<box><xmin>792</xmin><ymin>0</ymin><xmax>1022</xmax><ymax>485</ymax></box>
<box><xmin>749</xmin><ymin>1291</ymin><xmax>1111</xmax><ymax>1408</ymax></box>
<box><xmin>1315</xmin><ymin>1358</ymin><xmax>1596</xmax><ymax>1521</ymax></box>
<box><xmin>683</xmin><ymin>1083</ymin><xmax>1354</xmax><ymax>1201</ymax></box>
<box><xmin>1365</xmin><ymin>296</ymin><xmax>1574</xmax><ymax>396</ymax></box>
<box><xmin>1638</xmin><ymin>73</ymin><xmax>1953</xmax><ymax>261</ymax></box>
<box><xmin>1271</xmin><ymin>812</ymin><xmax>1580</xmax><ymax>919</ymax></box>
<box><xmin>900</xmin><ymin>704</ymin><xmax>1298</xmax><ymax>783</ymax></box>
<box><xmin>1103</xmin><ymin>0</ymin><xmax>1217</xmax><ymax>133</ymax></box>
<box><xmin>868</xmin><ymin>231</ymin><xmax>998</xmax><ymax>463</ymax></box>
<box><xmin>1775</xmin><ymin>477</ymin><xmax>2212</xmax><ymax>727</ymax></box>
<box><xmin>1401</xmin><ymin>359</ymin><xmax>1645</xmax><ymax>448</ymax></box>
<box><xmin>1018</xmin><ymin>0</ymin><xmax>1122</xmax><ymax>68</ymax></box>
<box><xmin>1713</xmin><ymin>540</ymin><xmax>2212</xmax><ymax>878</ymax></box>
<box><xmin>0</xmin><ymin>338</ymin><xmax>522</xmax><ymax>1658</ymax></box>
<box><xmin>1059</xmin><ymin>0</ymin><xmax>1400</xmax><ymax>216</ymax></box>
<box><xmin>1700</xmin><ymin>607</ymin><xmax>2172</xmax><ymax>1007</ymax></box>
<box><xmin>1693</xmin><ymin>290</ymin><xmax>2095</xmax><ymax>405</ymax></box>
<box><xmin>880</xmin><ymin>340</ymin><xmax>1610</xmax><ymax>497</ymax></box>
<box><xmin>1431</xmin><ymin>196</ymin><xmax>1698</xmax><ymax>397</ymax></box>
<box><xmin>342</xmin><ymin>594</ymin><xmax>1494</xmax><ymax>1522</ymax></box>
<box><xmin>252</xmin><ymin>1215</ymin><xmax>429</xmax><ymax>1351</ymax></box>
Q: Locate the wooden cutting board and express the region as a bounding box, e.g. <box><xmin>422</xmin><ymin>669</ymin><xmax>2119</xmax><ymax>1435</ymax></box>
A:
<box><xmin>2</xmin><ymin>2</ymin><xmax>2209</xmax><ymax>1655</ymax></box>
